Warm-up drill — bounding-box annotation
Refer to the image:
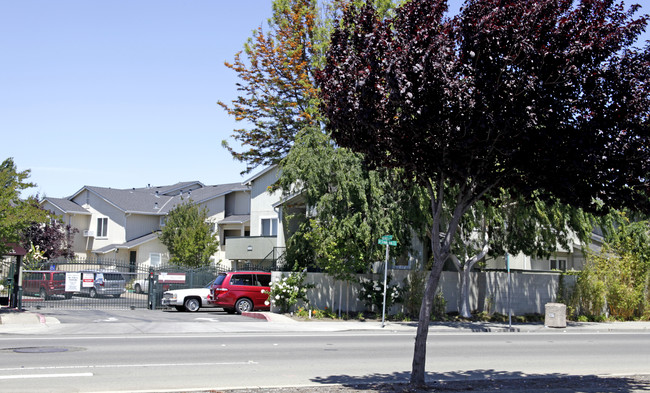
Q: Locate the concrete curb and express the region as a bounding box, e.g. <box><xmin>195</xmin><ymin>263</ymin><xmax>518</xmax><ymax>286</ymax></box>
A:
<box><xmin>241</xmin><ymin>311</ymin><xmax>298</xmax><ymax>323</ymax></box>
<box><xmin>0</xmin><ymin>308</ymin><xmax>59</xmax><ymax>326</ymax></box>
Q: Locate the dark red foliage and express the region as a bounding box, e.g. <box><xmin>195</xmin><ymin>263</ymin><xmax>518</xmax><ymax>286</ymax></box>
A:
<box><xmin>21</xmin><ymin>218</ymin><xmax>78</xmax><ymax>260</ymax></box>
<box><xmin>317</xmin><ymin>0</ymin><xmax>650</xmax><ymax>214</ymax></box>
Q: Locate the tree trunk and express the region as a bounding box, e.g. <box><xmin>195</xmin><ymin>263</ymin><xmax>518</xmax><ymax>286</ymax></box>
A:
<box><xmin>410</xmin><ymin>257</ymin><xmax>445</xmax><ymax>385</ymax></box>
<box><xmin>460</xmin><ymin>266</ymin><xmax>472</xmax><ymax>318</ymax></box>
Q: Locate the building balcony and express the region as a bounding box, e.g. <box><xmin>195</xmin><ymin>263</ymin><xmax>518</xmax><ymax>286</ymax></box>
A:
<box><xmin>225</xmin><ymin>236</ymin><xmax>277</xmax><ymax>261</ymax></box>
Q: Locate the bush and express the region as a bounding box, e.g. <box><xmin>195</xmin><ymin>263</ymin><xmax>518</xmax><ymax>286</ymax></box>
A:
<box><xmin>358</xmin><ymin>275</ymin><xmax>402</xmax><ymax>313</ymax></box>
<box><xmin>402</xmin><ymin>270</ymin><xmax>426</xmax><ymax>318</ymax></box>
<box><xmin>263</xmin><ymin>271</ymin><xmax>313</xmax><ymax>314</ymax></box>
<box><xmin>430</xmin><ymin>290</ymin><xmax>447</xmax><ymax>321</ymax></box>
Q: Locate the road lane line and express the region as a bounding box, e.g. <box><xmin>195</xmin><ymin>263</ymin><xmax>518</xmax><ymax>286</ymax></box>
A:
<box><xmin>0</xmin><ymin>361</ymin><xmax>257</xmax><ymax>372</ymax></box>
<box><xmin>0</xmin><ymin>373</ymin><xmax>93</xmax><ymax>380</ymax></box>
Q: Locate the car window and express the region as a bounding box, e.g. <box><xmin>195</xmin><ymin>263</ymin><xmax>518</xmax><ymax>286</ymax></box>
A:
<box><xmin>103</xmin><ymin>273</ymin><xmax>124</xmax><ymax>281</ymax></box>
<box><xmin>53</xmin><ymin>273</ymin><xmax>66</xmax><ymax>281</ymax></box>
<box><xmin>256</xmin><ymin>274</ymin><xmax>271</xmax><ymax>287</ymax></box>
<box><xmin>229</xmin><ymin>274</ymin><xmax>253</xmax><ymax>286</ymax></box>
<box><xmin>213</xmin><ymin>274</ymin><xmax>227</xmax><ymax>286</ymax></box>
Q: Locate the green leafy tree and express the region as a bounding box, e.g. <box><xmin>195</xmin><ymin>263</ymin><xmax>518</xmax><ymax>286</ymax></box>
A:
<box><xmin>450</xmin><ymin>190</ymin><xmax>594</xmax><ymax>318</ymax></box>
<box><xmin>318</xmin><ymin>0</ymin><xmax>649</xmax><ymax>384</ymax></box>
<box><xmin>573</xmin><ymin>211</ymin><xmax>650</xmax><ymax>319</ymax></box>
<box><xmin>278</xmin><ymin>126</ymin><xmax>430</xmax><ymax>281</ymax></box>
<box><xmin>159</xmin><ymin>201</ymin><xmax>219</xmax><ymax>268</ymax></box>
<box><xmin>0</xmin><ymin>158</ymin><xmax>48</xmax><ymax>255</ymax></box>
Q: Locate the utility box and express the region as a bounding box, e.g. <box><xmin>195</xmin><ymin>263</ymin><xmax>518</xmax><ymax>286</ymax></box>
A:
<box><xmin>545</xmin><ymin>303</ymin><xmax>566</xmax><ymax>328</ymax></box>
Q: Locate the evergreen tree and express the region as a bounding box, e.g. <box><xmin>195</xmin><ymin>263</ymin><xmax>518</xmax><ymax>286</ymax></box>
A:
<box><xmin>159</xmin><ymin>201</ymin><xmax>219</xmax><ymax>268</ymax></box>
<box><xmin>0</xmin><ymin>158</ymin><xmax>48</xmax><ymax>255</ymax></box>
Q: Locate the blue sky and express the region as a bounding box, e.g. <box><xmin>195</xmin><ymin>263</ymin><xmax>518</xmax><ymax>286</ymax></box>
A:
<box><xmin>1</xmin><ymin>1</ymin><xmax>275</xmax><ymax>198</ymax></box>
<box><xmin>1</xmin><ymin>1</ymin><xmax>648</xmax><ymax>198</ymax></box>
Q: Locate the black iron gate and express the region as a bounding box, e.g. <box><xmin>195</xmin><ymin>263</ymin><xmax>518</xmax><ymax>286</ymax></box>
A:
<box><xmin>19</xmin><ymin>258</ymin><xmax>229</xmax><ymax>311</ymax></box>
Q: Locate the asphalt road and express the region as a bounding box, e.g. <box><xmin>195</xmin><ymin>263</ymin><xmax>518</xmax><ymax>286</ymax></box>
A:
<box><xmin>0</xmin><ymin>322</ymin><xmax>649</xmax><ymax>392</ymax></box>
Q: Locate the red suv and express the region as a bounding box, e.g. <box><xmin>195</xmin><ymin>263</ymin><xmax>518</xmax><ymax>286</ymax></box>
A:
<box><xmin>22</xmin><ymin>271</ymin><xmax>73</xmax><ymax>299</ymax></box>
<box><xmin>210</xmin><ymin>271</ymin><xmax>271</xmax><ymax>314</ymax></box>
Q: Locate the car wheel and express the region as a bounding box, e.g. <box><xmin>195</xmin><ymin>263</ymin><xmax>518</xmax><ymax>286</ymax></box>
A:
<box><xmin>39</xmin><ymin>287</ymin><xmax>47</xmax><ymax>299</ymax></box>
<box><xmin>235</xmin><ymin>298</ymin><xmax>253</xmax><ymax>314</ymax></box>
<box><xmin>113</xmin><ymin>294</ymin><xmax>121</xmax><ymax>298</ymax></box>
<box><xmin>184</xmin><ymin>298</ymin><xmax>201</xmax><ymax>312</ymax></box>
<box><xmin>134</xmin><ymin>284</ymin><xmax>142</xmax><ymax>294</ymax></box>
<box><xmin>89</xmin><ymin>288</ymin><xmax>97</xmax><ymax>298</ymax></box>
<box><xmin>64</xmin><ymin>293</ymin><xmax>73</xmax><ymax>299</ymax></box>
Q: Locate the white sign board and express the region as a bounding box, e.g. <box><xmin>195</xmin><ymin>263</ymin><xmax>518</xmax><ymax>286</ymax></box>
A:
<box><xmin>158</xmin><ymin>273</ymin><xmax>186</xmax><ymax>283</ymax></box>
<box><xmin>65</xmin><ymin>272</ymin><xmax>81</xmax><ymax>292</ymax></box>
<box><xmin>82</xmin><ymin>272</ymin><xmax>95</xmax><ymax>288</ymax></box>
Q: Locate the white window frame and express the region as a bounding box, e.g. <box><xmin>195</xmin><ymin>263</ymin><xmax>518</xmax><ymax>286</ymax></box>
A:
<box><xmin>261</xmin><ymin>217</ymin><xmax>278</xmax><ymax>236</ymax></box>
<box><xmin>150</xmin><ymin>253</ymin><xmax>162</xmax><ymax>268</ymax></box>
<box><xmin>550</xmin><ymin>259</ymin><xmax>567</xmax><ymax>271</ymax></box>
<box><xmin>96</xmin><ymin>217</ymin><xmax>108</xmax><ymax>238</ymax></box>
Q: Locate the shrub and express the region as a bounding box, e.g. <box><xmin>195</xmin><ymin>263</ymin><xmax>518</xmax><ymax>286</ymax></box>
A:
<box><xmin>402</xmin><ymin>270</ymin><xmax>426</xmax><ymax>318</ymax></box>
<box><xmin>430</xmin><ymin>290</ymin><xmax>447</xmax><ymax>321</ymax></box>
<box><xmin>358</xmin><ymin>275</ymin><xmax>402</xmax><ymax>313</ymax></box>
<box><xmin>262</xmin><ymin>271</ymin><xmax>313</xmax><ymax>314</ymax></box>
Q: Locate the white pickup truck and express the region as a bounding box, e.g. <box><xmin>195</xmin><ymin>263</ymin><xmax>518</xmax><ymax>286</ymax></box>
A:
<box><xmin>161</xmin><ymin>279</ymin><xmax>219</xmax><ymax>312</ymax></box>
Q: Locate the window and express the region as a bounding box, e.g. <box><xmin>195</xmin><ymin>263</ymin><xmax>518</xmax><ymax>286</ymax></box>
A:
<box><xmin>160</xmin><ymin>216</ymin><xmax>167</xmax><ymax>227</ymax></box>
<box><xmin>96</xmin><ymin>217</ymin><xmax>108</xmax><ymax>237</ymax></box>
<box><xmin>261</xmin><ymin>218</ymin><xmax>278</xmax><ymax>236</ymax></box>
<box><xmin>150</xmin><ymin>253</ymin><xmax>162</xmax><ymax>267</ymax></box>
<box><xmin>550</xmin><ymin>259</ymin><xmax>567</xmax><ymax>271</ymax></box>
<box><xmin>229</xmin><ymin>274</ymin><xmax>253</xmax><ymax>286</ymax></box>
<box><xmin>256</xmin><ymin>274</ymin><xmax>271</xmax><ymax>286</ymax></box>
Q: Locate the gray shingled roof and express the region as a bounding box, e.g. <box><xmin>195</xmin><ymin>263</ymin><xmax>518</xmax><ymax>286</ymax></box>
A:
<box><xmin>93</xmin><ymin>232</ymin><xmax>160</xmax><ymax>254</ymax></box>
<box><xmin>43</xmin><ymin>197</ymin><xmax>91</xmax><ymax>214</ymax></box>
<box><xmin>133</xmin><ymin>181</ymin><xmax>205</xmax><ymax>196</ymax></box>
<box><xmin>218</xmin><ymin>214</ymin><xmax>250</xmax><ymax>224</ymax></box>
<box><xmin>83</xmin><ymin>182</ymin><xmax>249</xmax><ymax>215</ymax></box>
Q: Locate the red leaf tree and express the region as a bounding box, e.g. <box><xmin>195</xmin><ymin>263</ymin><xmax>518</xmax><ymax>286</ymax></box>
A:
<box><xmin>317</xmin><ymin>0</ymin><xmax>649</xmax><ymax>385</ymax></box>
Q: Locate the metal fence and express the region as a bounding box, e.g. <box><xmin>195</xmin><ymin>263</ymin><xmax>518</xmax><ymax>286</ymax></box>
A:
<box><xmin>17</xmin><ymin>258</ymin><xmax>232</xmax><ymax>310</ymax></box>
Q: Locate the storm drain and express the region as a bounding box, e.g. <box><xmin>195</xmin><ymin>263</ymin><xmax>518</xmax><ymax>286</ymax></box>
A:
<box><xmin>3</xmin><ymin>346</ymin><xmax>85</xmax><ymax>353</ymax></box>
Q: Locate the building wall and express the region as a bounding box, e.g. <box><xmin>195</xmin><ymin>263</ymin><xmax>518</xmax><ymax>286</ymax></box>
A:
<box><xmin>71</xmin><ymin>190</ymin><xmax>126</xmax><ymax>249</ymax></box>
<box><xmin>225</xmin><ymin>190</ymin><xmax>250</xmax><ymax>216</ymax></box>
<box><xmin>125</xmin><ymin>214</ymin><xmax>160</xmax><ymax>242</ymax></box>
<box><xmin>202</xmin><ymin>195</ymin><xmax>226</xmax><ymax>221</ymax></box>
<box><xmin>41</xmin><ymin>201</ymin><xmax>91</xmax><ymax>257</ymax></box>
<box><xmin>250</xmin><ymin>167</ymin><xmax>281</xmax><ymax>237</ymax></box>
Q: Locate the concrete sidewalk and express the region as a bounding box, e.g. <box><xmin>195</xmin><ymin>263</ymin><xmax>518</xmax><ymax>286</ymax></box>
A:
<box><xmin>2</xmin><ymin>307</ymin><xmax>650</xmax><ymax>334</ymax></box>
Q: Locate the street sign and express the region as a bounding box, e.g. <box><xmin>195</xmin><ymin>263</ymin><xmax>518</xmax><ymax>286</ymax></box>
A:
<box><xmin>377</xmin><ymin>235</ymin><xmax>397</xmax><ymax>328</ymax></box>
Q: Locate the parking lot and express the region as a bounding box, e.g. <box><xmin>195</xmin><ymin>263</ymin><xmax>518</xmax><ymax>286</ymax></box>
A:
<box><xmin>21</xmin><ymin>291</ymin><xmax>149</xmax><ymax>310</ymax></box>
<box><xmin>33</xmin><ymin>307</ymin><xmax>266</xmax><ymax>324</ymax></box>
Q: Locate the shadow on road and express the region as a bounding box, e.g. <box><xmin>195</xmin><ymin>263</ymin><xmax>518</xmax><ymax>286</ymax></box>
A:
<box><xmin>311</xmin><ymin>370</ymin><xmax>650</xmax><ymax>392</ymax></box>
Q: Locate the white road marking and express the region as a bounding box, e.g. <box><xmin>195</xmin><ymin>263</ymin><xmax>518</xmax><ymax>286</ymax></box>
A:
<box><xmin>93</xmin><ymin>317</ymin><xmax>118</xmax><ymax>323</ymax></box>
<box><xmin>0</xmin><ymin>361</ymin><xmax>257</xmax><ymax>372</ymax></box>
<box><xmin>194</xmin><ymin>317</ymin><xmax>220</xmax><ymax>322</ymax></box>
<box><xmin>0</xmin><ymin>373</ymin><xmax>93</xmax><ymax>380</ymax></box>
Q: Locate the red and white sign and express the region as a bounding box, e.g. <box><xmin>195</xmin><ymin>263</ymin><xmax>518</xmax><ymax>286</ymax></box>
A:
<box><xmin>82</xmin><ymin>272</ymin><xmax>95</xmax><ymax>288</ymax></box>
<box><xmin>158</xmin><ymin>273</ymin><xmax>186</xmax><ymax>284</ymax></box>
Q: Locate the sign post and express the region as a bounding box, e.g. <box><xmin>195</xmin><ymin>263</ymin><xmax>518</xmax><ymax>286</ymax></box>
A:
<box><xmin>378</xmin><ymin>235</ymin><xmax>397</xmax><ymax>328</ymax></box>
